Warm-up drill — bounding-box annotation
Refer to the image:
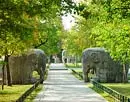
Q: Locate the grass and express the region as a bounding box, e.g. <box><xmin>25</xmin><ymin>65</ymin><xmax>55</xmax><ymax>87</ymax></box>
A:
<box><xmin>0</xmin><ymin>85</ymin><xmax>32</xmax><ymax>102</ymax></box>
<box><xmin>88</xmin><ymin>83</ymin><xmax>115</xmax><ymax>102</ymax></box>
<box><xmin>65</xmin><ymin>63</ymin><xmax>82</xmax><ymax>68</ymax></box>
<box><xmin>66</xmin><ymin>63</ymin><xmax>83</xmax><ymax>80</ymax></box>
<box><xmin>70</xmin><ymin>68</ymin><xmax>113</xmax><ymax>100</ymax></box>
<box><xmin>0</xmin><ymin>64</ymin><xmax>49</xmax><ymax>102</ymax></box>
<box><xmin>32</xmin><ymin>71</ymin><xmax>40</xmax><ymax>79</ymax></box>
<box><xmin>68</xmin><ymin>64</ymin><xmax>114</xmax><ymax>101</ymax></box>
<box><xmin>25</xmin><ymin>64</ymin><xmax>49</xmax><ymax>101</ymax></box>
<box><xmin>25</xmin><ymin>84</ymin><xmax>43</xmax><ymax>102</ymax></box>
<box><xmin>102</xmin><ymin>83</ymin><xmax>130</xmax><ymax>97</ymax></box>
<box><xmin>69</xmin><ymin>66</ymin><xmax>130</xmax><ymax>101</ymax></box>
<box><xmin>70</xmin><ymin>68</ymin><xmax>95</xmax><ymax>81</ymax></box>
<box><xmin>89</xmin><ymin>83</ymin><xmax>130</xmax><ymax>101</ymax></box>
<box><xmin>71</xmin><ymin>70</ymin><xmax>83</xmax><ymax>80</ymax></box>
<box><xmin>71</xmin><ymin>69</ymin><xmax>115</xmax><ymax>101</ymax></box>
<box><xmin>32</xmin><ymin>64</ymin><xmax>49</xmax><ymax>80</ymax></box>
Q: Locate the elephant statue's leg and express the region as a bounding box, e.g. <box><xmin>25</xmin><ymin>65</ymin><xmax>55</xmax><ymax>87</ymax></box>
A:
<box><xmin>83</xmin><ymin>71</ymin><xmax>89</xmax><ymax>82</ymax></box>
<box><xmin>83</xmin><ymin>65</ymin><xmax>90</xmax><ymax>82</ymax></box>
<box><xmin>37</xmin><ymin>68</ymin><xmax>44</xmax><ymax>81</ymax></box>
<box><xmin>40</xmin><ymin>70</ymin><xmax>44</xmax><ymax>80</ymax></box>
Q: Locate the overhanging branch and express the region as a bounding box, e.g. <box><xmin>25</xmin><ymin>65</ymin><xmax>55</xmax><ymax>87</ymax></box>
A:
<box><xmin>34</xmin><ymin>38</ymin><xmax>48</xmax><ymax>48</ymax></box>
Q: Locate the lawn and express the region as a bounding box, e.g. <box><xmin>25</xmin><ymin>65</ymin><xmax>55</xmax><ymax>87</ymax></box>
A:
<box><xmin>102</xmin><ymin>83</ymin><xmax>130</xmax><ymax>97</ymax></box>
<box><xmin>65</xmin><ymin>63</ymin><xmax>82</xmax><ymax>68</ymax></box>
<box><xmin>69</xmin><ymin>66</ymin><xmax>130</xmax><ymax>101</ymax></box>
<box><xmin>88</xmin><ymin>83</ymin><xmax>130</xmax><ymax>102</ymax></box>
<box><xmin>25</xmin><ymin>84</ymin><xmax>43</xmax><ymax>102</ymax></box>
<box><xmin>88</xmin><ymin>83</ymin><xmax>115</xmax><ymax>102</ymax></box>
<box><xmin>0</xmin><ymin>64</ymin><xmax>48</xmax><ymax>102</ymax></box>
<box><xmin>87</xmin><ymin>82</ymin><xmax>130</xmax><ymax>102</ymax></box>
<box><xmin>0</xmin><ymin>85</ymin><xmax>32</xmax><ymax>102</ymax></box>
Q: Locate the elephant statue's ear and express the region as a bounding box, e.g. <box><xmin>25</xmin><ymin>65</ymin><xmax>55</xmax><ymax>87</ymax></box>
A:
<box><xmin>91</xmin><ymin>52</ymin><xmax>100</xmax><ymax>63</ymax></box>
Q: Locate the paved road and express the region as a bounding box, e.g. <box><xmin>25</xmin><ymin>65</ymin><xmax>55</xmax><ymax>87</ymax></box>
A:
<box><xmin>34</xmin><ymin>63</ymin><xmax>107</xmax><ymax>102</ymax></box>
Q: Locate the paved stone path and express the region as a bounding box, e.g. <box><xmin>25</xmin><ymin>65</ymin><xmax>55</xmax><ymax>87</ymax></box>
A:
<box><xmin>34</xmin><ymin>63</ymin><xmax>107</xmax><ymax>102</ymax></box>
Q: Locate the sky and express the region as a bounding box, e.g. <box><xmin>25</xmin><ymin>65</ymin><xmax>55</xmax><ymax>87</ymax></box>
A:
<box><xmin>62</xmin><ymin>0</ymin><xmax>84</xmax><ymax>30</ymax></box>
<box><xmin>62</xmin><ymin>15</ymin><xmax>75</xmax><ymax>30</ymax></box>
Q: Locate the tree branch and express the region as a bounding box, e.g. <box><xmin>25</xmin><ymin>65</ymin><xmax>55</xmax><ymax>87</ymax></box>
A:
<box><xmin>34</xmin><ymin>38</ymin><xmax>48</xmax><ymax>48</ymax></box>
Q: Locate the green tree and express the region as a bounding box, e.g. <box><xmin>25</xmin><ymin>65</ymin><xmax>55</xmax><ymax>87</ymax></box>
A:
<box><xmin>0</xmin><ymin>0</ymin><xmax>77</xmax><ymax>87</ymax></box>
<box><xmin>63</xmin><ymin>0</ymin><xmax>130</xmax><ymax>82</ymax></box>
<box><xmin>39</xmin><ymin>17</ymin><xmax>64</xmax><ymax>55</ymax></box>
<box><xmin>80</xmin><ymin>0</ymin><xmax>130</xmax><ymax>82</ymax></box>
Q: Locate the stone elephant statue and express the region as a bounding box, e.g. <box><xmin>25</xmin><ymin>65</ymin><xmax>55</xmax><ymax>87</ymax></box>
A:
<box><xmin>62</xmin><ymin>50</ymin><xmax>67</xmax><ymax>63</ymax></box>
<box><xmin>9</xmin><ymin>49</ymin><xmax>46</xmax><ymax>84</ymax></box>
<box><xmin>82</xmin><ymin>48</ymin><xmax>129</xmax><ymax>83</ymax></box>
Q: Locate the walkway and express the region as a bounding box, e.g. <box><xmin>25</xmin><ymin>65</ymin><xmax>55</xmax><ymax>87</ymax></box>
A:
<box><xmin>34</xmin><ymin>63</ymin><xmax>107</xmax><ymax>102</ymax></box>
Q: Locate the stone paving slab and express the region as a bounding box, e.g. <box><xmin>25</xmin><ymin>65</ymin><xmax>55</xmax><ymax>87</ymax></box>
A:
<box><xmin>34</xmin><ymin>63</ymin><xmax>107</xmax><ymax>102</ymax></box>
<box><xmin>49</xmin><ymin>63</ymin><xmax>68</xmax><ymax>70</ymax></box>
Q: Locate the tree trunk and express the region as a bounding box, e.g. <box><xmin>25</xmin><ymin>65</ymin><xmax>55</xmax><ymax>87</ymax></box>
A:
<box><xmin>2</xmin><ymin>63</ymin><xmax>5</xmax><ymax>90</ymax></box>
<box><xmin>5</xmin><ymin>55</ymin><xmax>12</xmax><ymax>86</ymax></box>
<box><xmin>75</xmin><ymin>55</ymin><xmax>78</xmax><ymax>67</ymax></box>
<box><xmin>123</xmin><ymin>64</ymin><xmax>128</xmax><ymax>83</ymax></box>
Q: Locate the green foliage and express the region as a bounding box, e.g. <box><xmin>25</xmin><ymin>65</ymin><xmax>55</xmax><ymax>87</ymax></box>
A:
<box><xmin>93</xmin><ymin>20</ymin><xmax>130</xmax><ymax>63</ymax></box>
<box><xmin>38</xmin><ymin>17</ymin><xmax>64</xmax><ymax>55</ymax></box>
<box><xmin>64</xmin><ymin>0</ymin><xmax>130</xmax><ymax>65</ymax></box>
<box><xmin>87</xmin><ymin>0</ymin><xmax>130</xmax><ymax>64</ymax></box>
<box><xmin>0</xmin><ymin>0</ymin><xmax>73</xmax><ymax>56</ymax></box>
<box><xmin>0</xmin><ymin>0</ymin><xmax>77</xmax><ymax>86</ymax></box>
<box><xmin>62</xmin><ymin>16</ymin><xmax>97</xmax><ymax>56</ymax></box>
